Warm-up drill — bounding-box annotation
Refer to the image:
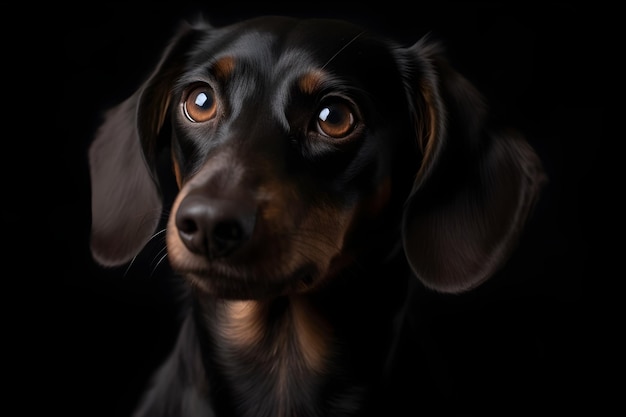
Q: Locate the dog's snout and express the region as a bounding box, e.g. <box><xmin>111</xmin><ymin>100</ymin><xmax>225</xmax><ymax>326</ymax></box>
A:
<box><xmin>175</xmin><ymin>194</ymin><xmax>256</xmax><ymax>259</ymax></box>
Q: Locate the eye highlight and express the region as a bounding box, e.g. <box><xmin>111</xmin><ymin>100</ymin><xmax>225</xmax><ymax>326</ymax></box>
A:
<box><xmin>315</xmin><ymin>100</ymin><xmax>356</xmax><ymax>138</ymax></box>
<box><xmin>183</xmin><ymin>84</ymin><xmax>218</xmax><ymax>123</ymax></box>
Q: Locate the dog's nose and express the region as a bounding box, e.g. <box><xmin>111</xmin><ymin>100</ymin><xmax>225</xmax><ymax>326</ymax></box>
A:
<box><xmin>175</xmin><ymin>195</ymin><xmax>256</xmax><ymax>259</ymax></box>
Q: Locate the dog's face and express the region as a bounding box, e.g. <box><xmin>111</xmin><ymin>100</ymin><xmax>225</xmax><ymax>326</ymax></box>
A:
<box><xmin>165</xmin><ymin>18</ymin><xmax>416</xmax><ymax>298</ymax></box>
<box><xmin>89</xmin><ymin>16</ymin><xmax>545</xmax><ymax>299</ymax></box>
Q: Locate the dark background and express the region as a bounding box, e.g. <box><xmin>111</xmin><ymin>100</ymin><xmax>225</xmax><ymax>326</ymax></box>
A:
<box><xmin>57</xmin><ymin>3</ymin><xmax>612</xmax><ymax>416</ymax></box>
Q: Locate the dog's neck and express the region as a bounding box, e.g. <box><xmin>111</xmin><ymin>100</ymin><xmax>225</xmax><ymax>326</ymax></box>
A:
<box><xmin>212</xmin><ymin>297</ymin><xmax>331</xmax><ymax>371</ymax></box>
<box><xmin>193</xmin><ymin>266</ymin><xmax>409</xmax><ymax>417</ymax></box>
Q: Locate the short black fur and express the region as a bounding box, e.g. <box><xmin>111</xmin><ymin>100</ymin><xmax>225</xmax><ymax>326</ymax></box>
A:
<box><xmin>88</xmin><ymin>15</ymin><xmax>545</xmax><ymax>417</ymax></box>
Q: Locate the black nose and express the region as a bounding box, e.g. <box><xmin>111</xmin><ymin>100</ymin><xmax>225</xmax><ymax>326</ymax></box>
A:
<box><xmin>175</xmin><ymin>194</ymin><xmax>256</xmax><ymax>258</ymax></box>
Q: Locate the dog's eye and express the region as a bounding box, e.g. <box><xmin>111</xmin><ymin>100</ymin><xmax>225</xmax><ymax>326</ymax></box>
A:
<box><xmin>183</xmin><ymin>85</ymin><xmax>218</xmax><ymax>123</ymax></box>
<box><xmin>316</xmin><ymin>101</ymin><xmax>355</xmax><ymax>138</ymax></box>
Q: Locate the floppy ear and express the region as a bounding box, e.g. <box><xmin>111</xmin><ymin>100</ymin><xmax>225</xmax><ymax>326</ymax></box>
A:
<box><xmin>88</xmin><ymin>20</ymin><xmax>210</xmax><ymax>267</ymax></box>
<box><xmin>400</xmin><ymin>37</ymin><xmax>546</xmax><ymax>293</ymax></box>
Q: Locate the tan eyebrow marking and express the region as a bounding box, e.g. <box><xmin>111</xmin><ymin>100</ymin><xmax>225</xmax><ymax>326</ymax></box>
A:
<box><xmin>298</xmin><ymin>69</ymin><xmax>327</xmax><ymax>95</ymax></box>
<box><xmin>212</xmin><ymin>56</ymin><xmax>236</xmax><ymax>81</ymax></box>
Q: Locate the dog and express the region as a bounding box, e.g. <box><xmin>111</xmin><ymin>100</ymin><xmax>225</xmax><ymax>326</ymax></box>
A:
<box><xmin>88</xmin><ymin>15</ymin><xmax>546</xmax><ymax>417</ymax></box>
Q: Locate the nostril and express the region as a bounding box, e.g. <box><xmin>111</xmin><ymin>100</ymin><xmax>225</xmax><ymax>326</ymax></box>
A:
<box><xmin>213</xmin><ymin>220</ymin><xmax>245</xmax><ymax>253</ymax></box>
<box><xmin>178</xmin><ymin>217</ymin><xmax>199</xmax><ymax>234</ymax></box>
<box><xmin>214</xmin><ymin>220</ymin><xmax>244</xmax><ymax>242</ymax></box>
<box><xmin>175</xmin><ymin>194</ymin><xmax>256</xmax><ymax>258</ymax></box>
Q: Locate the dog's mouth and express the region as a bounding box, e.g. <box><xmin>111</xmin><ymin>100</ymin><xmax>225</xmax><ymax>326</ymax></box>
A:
<box><xmin>180</xmin><ymin>263</ymin><xmax>319</xmax><ymax>300</ymax></box>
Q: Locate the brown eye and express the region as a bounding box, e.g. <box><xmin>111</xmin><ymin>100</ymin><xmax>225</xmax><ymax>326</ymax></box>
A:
<box><xmin>183</xmin><ymin>84</ymin><xmax>218</xmax><ymax>122</ymax></box>
<box><xmin>316</xmin><ymin>101</ymin><xmax>355</xmax><ymax>138</ymax></box>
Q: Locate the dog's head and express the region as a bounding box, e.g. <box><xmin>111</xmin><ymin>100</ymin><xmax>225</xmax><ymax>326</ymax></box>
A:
<box><xmin>88</xmin><ymin>16</ymin><xmax>545</xmax><ymax>299</ymax></box>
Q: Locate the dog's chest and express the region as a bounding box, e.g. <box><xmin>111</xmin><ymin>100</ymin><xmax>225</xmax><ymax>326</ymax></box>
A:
<box><xmin>208</xmin><ymin>298</ymin><xmax>346</xmax><ymax>416</ymax></box>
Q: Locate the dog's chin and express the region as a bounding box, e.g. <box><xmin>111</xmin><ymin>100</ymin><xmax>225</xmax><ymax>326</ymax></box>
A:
<box><xmin>180</xmin><ymin>264</ymin><xmax>319</xmax><ymax>300</ymax></box>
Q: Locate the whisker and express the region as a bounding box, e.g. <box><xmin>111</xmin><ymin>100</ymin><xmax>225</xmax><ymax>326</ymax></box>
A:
<box><xmin>123</xmin><ymin>254</ymin><xmax>139</xmax><ymax>277</ymax></box>
<box><xmin>151</xmin><ymin>252</ymin><xmax>169</xmax><ymax>276</ymax></box>
<box><xmin>321</xmin><ymin>31</ymin><xmax>366</xmax><ymax>69</ymax></box>
<box><xmin>151</xmin><ymin>245</ymin><xmax>169</xmax><ymax>267</ymax></box>
<box><xmin>150</xmin><ymin>228</ymin><xmax>168</xmax><ymax>240</ymax></box>
<box><xmin>122</xmin><ymin>228</ymin><xmax>168</xmax><ymax>277</ymax></box>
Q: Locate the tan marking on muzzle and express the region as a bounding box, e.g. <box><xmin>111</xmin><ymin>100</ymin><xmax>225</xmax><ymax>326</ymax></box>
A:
<box><xmin>172</xmin><ymin>155</ymin><xmax>182</xmax><ymax>188</ymax></box>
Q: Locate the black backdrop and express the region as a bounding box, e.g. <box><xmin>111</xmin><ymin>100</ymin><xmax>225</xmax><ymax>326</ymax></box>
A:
<box><xmin>57</xmin><ymin>3</ymin><xmax>610</xmax><ymax>416</ymax></box>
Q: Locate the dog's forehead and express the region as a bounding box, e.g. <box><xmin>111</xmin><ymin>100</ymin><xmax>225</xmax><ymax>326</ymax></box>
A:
<box><xmin>195</xmin><ymin>17</ymin><xmax>392</xmax><ymax>74</ymax></box>
<box><xmin>181</xmin><ymin>17</ymin><xmax>407</xmax><ymax>126</ymax></box>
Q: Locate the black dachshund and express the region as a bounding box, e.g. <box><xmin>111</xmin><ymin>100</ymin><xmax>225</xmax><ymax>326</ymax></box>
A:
<box><xmin>88</xmin><ymin>15</ymin><xmax>546</xmax><ymax>417</ymax></box>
